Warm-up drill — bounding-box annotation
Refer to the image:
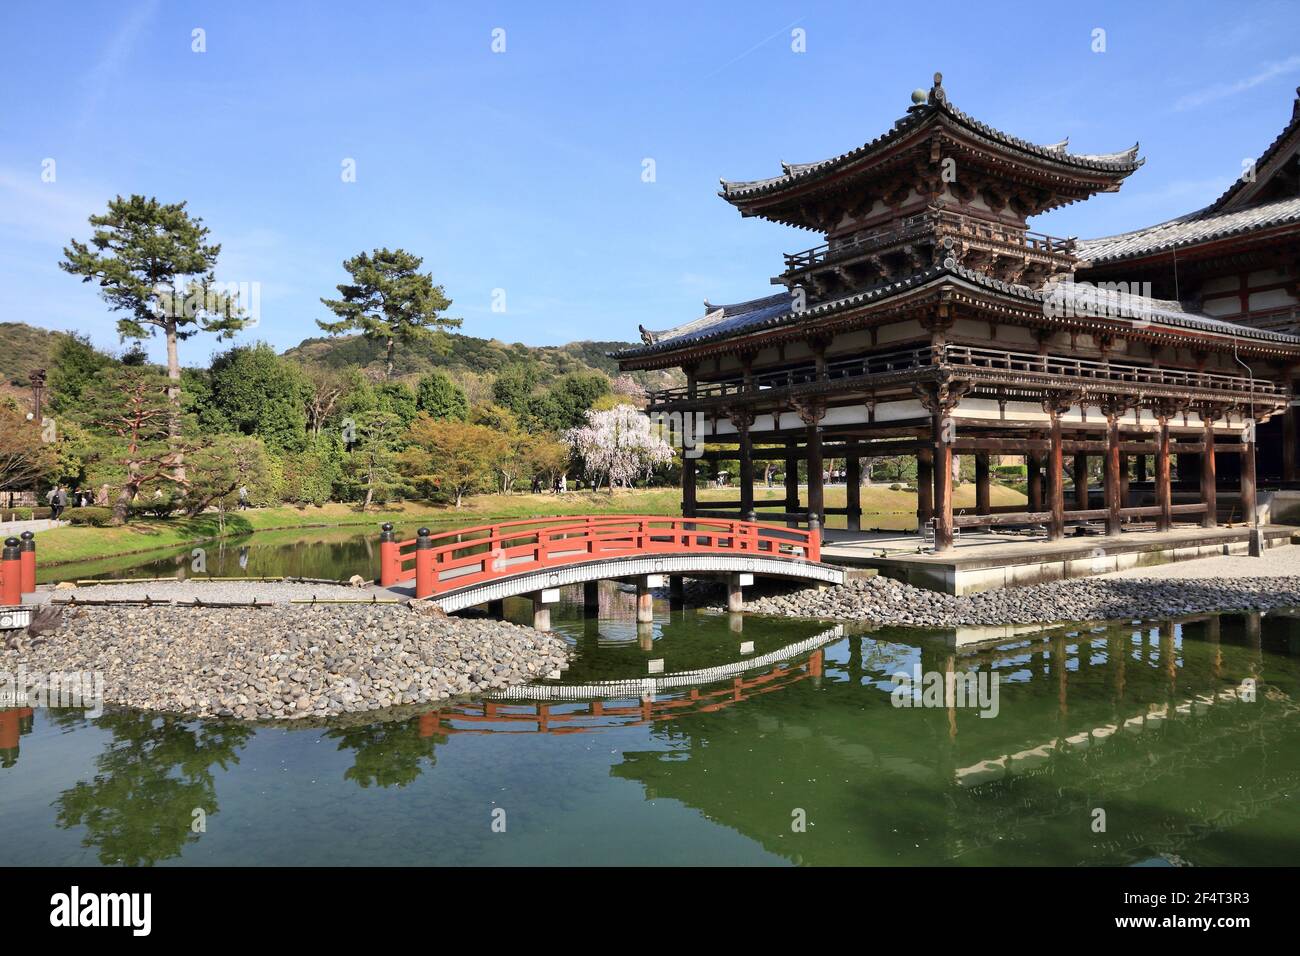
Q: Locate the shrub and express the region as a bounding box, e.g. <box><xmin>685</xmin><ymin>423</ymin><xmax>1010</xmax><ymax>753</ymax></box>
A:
<box><xmin>66</xmin><ymin>507</ymin><xmax>115</xmax><ymax>526</ymax></box>
<box><xmin>994</xmin><ymin>464</ymin><xmax>1027</xmax><ymax>478</ymax></box>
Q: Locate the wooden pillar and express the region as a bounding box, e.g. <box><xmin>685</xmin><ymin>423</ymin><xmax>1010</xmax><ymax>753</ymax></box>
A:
<box><xmin>800</xmin><ymin>403</ymin><xmax>825</xmax><ymax>540</ymax></box>
<box><xmin>1026</xmin><ymin>451</ymin><xmax>1043</xmax><ymax>513</ymax></box>
<box><xmin>784</xmin><ymin>440</ymin><xmax>800</xmax><ymax>528</ymax></box>
<box><xmin>1119</xmin><ymin>453</ymin><xmax>1130</xmax><ymax>507</ymax></box>
<box><xmin>1135</xmin><ymin>454</ymin><xmax>1148</xmax><ymax>483</ymax></box>
<box><xmin>681</xmin><ymin>456</ymin><xmax>697</xmax><ymax>517</ymax></box>
<box><xmin>1105</xmin><ymin>414</ymin><xmax>1122</xmax><ymax>536</ymax></box>
<box><xmin>1243</xmin><ymin>418</ymin><xmax>1258</xmax><ymax>525</ymax></box>
<box><xmin>735</xmin><ymin>414</ymin><xmax>755</xmax><ymax>522</ymax></box>
<box><xmin>974</xmin><ymin>451</ymin><xmax>990</xmax><ymax>515</ymax></box>
<box><xmin>1285</xmin><ymin>380</ymin><xmax>1297</xmax><ymax>483</ymax></box>
<box><xmin>916</xmin><ymin>448</ymin><xmax>934</xmax><ymax>528</ymax></box>
<box><xmin>1047</xmin><ymin>413</ymin><xmax>1065</xmax><ymax>540</ymax></box>
<box><xmin>1072</xmin><ymin>452</ymin><xmax>1088</xmax><ymax>511</ymax></box>
<box><xmin>1201</xmin><ymin>414</ymin><xmax>1217</xmax><ymax>528</ymax></box>
<box><xmin>583</xmin><ymin>580</ymin><xmax>599</xmax><ymax>617</ymax></box>
<box><xmin>846</xmin><ymin>455</ymin><xmax>861</xmax><ymax>531</ymax></box>
<box><xmin>1156</xmin><ymin>413</ymin><xmax>1172</xmax><ymax>532</ymax></box>
<box><xmin>932</xmin><ymin>410</ymin><xmax>954</xmax><ymax>553</ymax></box>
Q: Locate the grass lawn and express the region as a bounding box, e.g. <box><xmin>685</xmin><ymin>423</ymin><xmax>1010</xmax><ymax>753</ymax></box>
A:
<box><xmin>31</xmin><ymin>481</ymin><xmax>1026</xmax><ymax>567</ymax></box>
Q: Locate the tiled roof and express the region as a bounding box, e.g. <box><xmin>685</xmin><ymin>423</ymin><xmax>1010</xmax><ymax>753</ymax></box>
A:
<box><xmin>611</xmin><ymin>265</ymin><xmax>1300</xmax><ymax>361</ymax></box>
<box><xmin>1205</xmin><ymin>88</ymin><xmax>1300</xmax><ymax>213</ymax></box>
<box><xmin>719</xmin><ymin>77</ymin><xmax>1142</xmax><ymax>203</ymax></box>
<box><xmin>1077</xmin><ymin>195</ymin><xmax>1300</xmax><ymax>264</ymax></box>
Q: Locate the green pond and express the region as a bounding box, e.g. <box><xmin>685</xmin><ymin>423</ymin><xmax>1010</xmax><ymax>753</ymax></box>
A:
<box><xmin>6</xmin><ymin>530</ymin><xmax>1300</xmax><ymax>865</ymax></box>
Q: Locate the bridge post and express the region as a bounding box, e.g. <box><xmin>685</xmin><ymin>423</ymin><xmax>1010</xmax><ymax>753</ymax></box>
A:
<box><xmin>636</xmin><ymin>575</ymin><xmax>662</xmax><ymax>624</ymax></box>
<box><xmin>488</xmin><ymin>598</ymin><xmax>504</xmax><ymax>618</ymax></box>
<box><xmin>726</xmin><ymin>572</ymin><xmax>746</xmax><ymax>613</ymax></box>
<box><xmin>669</xmin><ymin>575</ymin><xmax>684</xmax><ymax>608</ymax></box>
<box><xmin>379</xmin><ymin>523</ymin><xmax>397</xmax><ymax>586</ymax></box>
<box><xmin>532</xmin><ymin>588</ymin><xmax>559</xmax><ymax>631</ymax></box>
<box><xmin>1</xmin><ymin>538</ymin><xmax>20</xmax><ymax>605</ymax></box>
<box><xmin>414</xmin><ymin>528</ymin><xmax>434</xmax><ymax>599</ymax></box>
<box><xmin>19</xmin><ymin>530</ymin><xmax>36</xmax><ymax>594</ymax></box>
<box><xmin>583</xmin><ymin>580</ymin><xmax>599</xmax><ymax>617</ymax></box>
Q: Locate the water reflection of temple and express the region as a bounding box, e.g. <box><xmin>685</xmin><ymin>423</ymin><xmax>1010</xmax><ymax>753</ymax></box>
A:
<box><xmin>601</xmin><ymin>612</ymin><xmax>1300</xmax><ymax>865</ymax></box>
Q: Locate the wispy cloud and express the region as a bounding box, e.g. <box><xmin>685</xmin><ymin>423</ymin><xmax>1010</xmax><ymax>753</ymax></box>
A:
<box><xmin>1174</xmin><ymin>54</ymin><xmax>1300</xmax><ymax>111</ymax></box>
<box><xmin>75</xmin><ymin>0</ymin><xmax>160</xmax><ymax>135</ymax></box>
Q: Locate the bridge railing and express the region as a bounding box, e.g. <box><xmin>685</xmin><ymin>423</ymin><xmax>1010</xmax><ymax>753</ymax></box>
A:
<box><xmin>379</xmin><ymin>515</ymin><xmax>821</xmax><ymax>599</ymax></box>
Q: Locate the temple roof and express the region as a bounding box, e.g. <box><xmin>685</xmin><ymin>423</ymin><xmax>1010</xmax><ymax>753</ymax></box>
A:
<box><xmin>613</xmin><ymin>263</ymin><xmax>1300</xmax><ymax>362</ymax></box>
<box><xmin>1076</xmin><ymin>194</ymin><xmax>1300</xmax><ymax>264</ymax></box>
<box><xmin>1204</xmin><ymin>87</ymin><xmax>1300</xmax><ymax>213</ymax></box>
<box><xmin>1079</xmin><ymin>89</ymin><xmax>1300</xmax><ymax>265</ymax></box>
<box><xmin>718</xmin><ymin>73</ymin><xmax>1142</xmax><ymax>206</ymax></box>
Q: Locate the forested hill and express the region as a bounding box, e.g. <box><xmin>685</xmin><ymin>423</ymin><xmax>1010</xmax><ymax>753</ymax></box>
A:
<box><xmin>284</xmin><ymin>332</ymin><xmax>679</xmax><ymax>389</ymax></box>
<box><xmin>0</xmin><ymin>321</ymin><xmax>680</xmax><ymax>392</ymax></box>
<box><xmin>0</xmin><ymin>322</ymin><xmax>66</xmax><ymax>386</ymax></box>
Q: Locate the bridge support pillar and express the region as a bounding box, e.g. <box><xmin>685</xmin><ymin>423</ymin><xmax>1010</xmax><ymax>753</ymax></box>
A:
<box><xmin>487</xmin><ymin>598</ymin><xmax>504</xmax><ymax>618</ymax></box>
<box><xmin>532</xmin><ymin>588</ymin><xmax>559</xmax><ymax>632</ymax></box>
<box><xmin>727</xmin><ymin>572</ymin><xmax>750</xmax><ymax>613</ymax></box>
<box><xmin>636</xmin><ymin>575</ymin><xmax>663</xmax><ymax>624</ymax></box>
<box><xmin>583</xmin><ymin>580</ymin><xmax>599</xmax><ymax>617</ymax></box>
<box><xmin>669</xmin><ymin>574</ymin><xmax>684</xmax><ymax>608</ymax></box>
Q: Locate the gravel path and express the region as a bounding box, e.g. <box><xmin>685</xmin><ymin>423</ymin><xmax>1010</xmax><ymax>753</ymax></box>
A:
<box><xmin>3</xmin><ymin>602</ymin><xmax>570</xmax><ymax>721</ymax></box>
<box><xmin>1105</xmin><ymin>548</ymin><xmax>1300</xmax><ymax>580</ymax></box>
<box><xmin>31</xmin><ymin>580</ymin><xmax>370</xmax><ymax>605</ymax></box>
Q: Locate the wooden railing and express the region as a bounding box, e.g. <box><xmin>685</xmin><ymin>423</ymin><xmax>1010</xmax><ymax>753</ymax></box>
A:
<box><xmin>782</xmin><ymin>209</ymin><xmax>1075</xmax><ymax>273</ymax></box>
<box><xmin>381</xmin><ymin>516</ymin><xmax>822</xmax><ymax>599</ymax></box>
<box><xmin>646</xmin><ymin>344</ymin><xmax>1282</xmax><ymax>408</ymax></box>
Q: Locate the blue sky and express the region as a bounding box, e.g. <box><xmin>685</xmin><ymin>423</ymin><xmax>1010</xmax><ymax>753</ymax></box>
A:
<box><xmin>1</xmin><ymin>0</ymin><xmax>1298</xmax><ymax>366</ymax></box>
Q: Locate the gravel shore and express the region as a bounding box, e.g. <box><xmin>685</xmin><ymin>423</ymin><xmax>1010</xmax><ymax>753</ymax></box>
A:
<box><xmin>32</xmin><ymin>580</ymin><xmax>369</xmax><ymax>604</ymax></box>
<box><xmin>714</xmin><ymin>573</ymin><xmax>1300</xmax><ymax>628</ymax></box>
<box><xmin>3</xmin><ymin>601</ymin><xmax>570</xmax><ymax>721</ymax></box>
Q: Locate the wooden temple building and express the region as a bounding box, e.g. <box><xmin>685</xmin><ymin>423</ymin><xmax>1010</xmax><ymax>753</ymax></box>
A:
<box><xmin>613</xmin><ymin>75</ymin><xmax>1300</xmax><ymax>566</ymax></box>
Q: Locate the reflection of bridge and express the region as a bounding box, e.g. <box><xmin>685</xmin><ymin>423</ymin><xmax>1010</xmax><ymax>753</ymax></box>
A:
<box><xmin>413</xmin><ymin>628</ymin><xmax>842</xmax><ymax>736</ymax></box>
<box><xmin>379</xmin><ymin>516</ymin><xmax>844</xmax><ymax>626</ymax></box>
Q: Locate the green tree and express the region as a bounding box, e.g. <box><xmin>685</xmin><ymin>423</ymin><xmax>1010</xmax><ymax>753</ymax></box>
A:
<box><xmin>79</xmin><ymin>365</ymin><xmax>189</xmax><ymax>523</ymax></box>
<box><xmin>47</xmin><ymin>333</ymin><xmax>111</xmax><ymax>414</ymax></box>
<box><xmin>492</xmin><ymin>363</ymin><xmax>539</xmax><ymax>418</ymax></box>
<box><xmin>415</xmin><ymin>371</ymin><xmax>469</xmax><ymax>421</ymax></box>
<box><xmin>375</xmin><ymin>380</ymin><xmax>418</xmax><ymax>429</ymax></box>
<box><xmin>205</xmin><ymin>344</ymin><xmax>309</xmax><ymax>451</ymax></box>
<box><xmin>318</xmin><ymin>247</ymin><xmax>461</xmax><ymax>380</ymax></box>
<box><xmin>542</xmin><ymin>372</ymin><xmax>611</xmax><ymax>430</ymax></box>
<box><xmin>186</xmin><ymin>435</ymin><xmax>271</xmax><ymax>529</ymax></box>
<box><xmin>398</xmin><ymin>416</ymin><xmax>504</xmax><ymax>507</ymax></box>
<box><xmin>60</xmin><ymin>195</ymin><xmax>247</xmax><ymax>442</ymax></box>
<box><xmin>345</xmin><ymin>411</ymin><xmax>406</xmax><ymax>508</ymax></box>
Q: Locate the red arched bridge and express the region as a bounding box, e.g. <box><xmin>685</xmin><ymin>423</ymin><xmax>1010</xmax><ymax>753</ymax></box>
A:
<box><xmin>378</xmin><ymin>515</ymin><xmax>843</xmax><ymax>625</ymax></box>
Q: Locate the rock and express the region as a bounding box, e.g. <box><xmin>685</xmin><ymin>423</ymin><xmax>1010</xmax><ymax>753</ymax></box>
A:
<box><xmin>54</xmin><ymin>581</ymin><xmax>77</xmax><ymax>590</ymax></box>
<box><xmin>348</xmin><ymin>574</ymin><xmax>367</xmax><ymax>587</ymax></box>
<box><xmin>409</xmin><ymin>600</ymin><xmax>447</xmax><ymax>617</ymax></box>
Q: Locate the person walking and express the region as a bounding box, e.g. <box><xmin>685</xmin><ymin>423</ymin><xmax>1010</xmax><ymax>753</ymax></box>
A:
<box><xmin>50</xmin><ymin>485</ymin><xmax>67</xmax><ymax>519</ymax></box>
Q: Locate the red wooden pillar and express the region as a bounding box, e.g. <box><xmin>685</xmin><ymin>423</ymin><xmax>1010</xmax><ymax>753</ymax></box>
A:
<box><xmin>1072</xmin><ymin>453</ymin><xmax>1088</xmax><ymax>511</ymax></box>
<box><xmin>18</xmin><ymin>530</ymin><xmax>35</xmax><ymax>594</ymax></box>
<box><xmin>1156</xmin><ymin>414</ymin><xmax>1172</xmax><ymax>532</ymax></box>
<box><xmin>1243</xmin><ymin>418</ymin><xmax>1258</xmax><ymax>525</ymax></box>
<box><xmin>975</xmin><ymin>451</ymin><xmax>990</xmax><ymax>515</ymax></box>
<box><xmin>1026</xmin><ymin>450</ymin><xmax>1043</xmax><ymax>513</ymax></box>
<box><xmin>916</xmin><ymin>448</ymin><xmax>934</xmax><ymax>528</ymax></box>
<box><xmin>1201</xmin><ymin>414</ymin><xmax>1217</xmax><ymax>528</ymax></box>
<box><xmin>1047</xmin><ymin>412</ymin><xmax>1065</xmax><ymax>540</ymax></box>
<box><xmin>1105</xmin><ymin>413</ymin><xmax>1122</xmax><ymax>536</ymax></box>
<box><xmin>933</xmin><ymin>411</ymin><xmax>954</xmax><ymax>553</ymax></box>
<box><xmin>414</xmin><ymin>528</ymin><xmax>434</xmax><ymax>599</ymax></box>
